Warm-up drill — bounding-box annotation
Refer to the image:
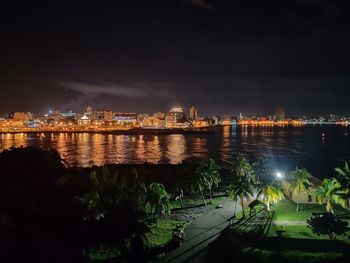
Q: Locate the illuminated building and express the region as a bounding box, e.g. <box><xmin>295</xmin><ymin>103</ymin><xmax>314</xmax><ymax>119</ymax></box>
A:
<box><xmin>13</xmin><ymin>112</ymin><xmax>34</xmax><ymax>122</ymax></box>
<box><xmin>192</xmin><ymin>118</ymin><xmax>208</xmax><ymax>127</ymax></box>
<box><xmin>137</xmin><ymin>113</ymin><xmax>148</xmax><ymax>123</ymax></box>
<box><xmin>94</xmin><ymin>110</ymin><xmax>113</xmax><ymax>121</ymax></box>
<box><xmin>61</xmin><ymin>110</ymin><xmax>76</xmax><ymax>117</ymax></box>
<box><xmin>78</xmin><ymin>114</ymin><xmax>91</xmax><ymax>125</ymax></box>
<box><xmin>154</xmin><ymin>112</ymin><xmax>165</xmax><ymax>119</ymax></box>
<box><xmin>113</xmin><ymin>112</ymin><xmax>137</xmax><ymax>124</ymax></box>
<box><xmin>275</xmin><ymin>106</ymin><xmax>285</xmax><ymax>121</ymax></box>
<box><xmin>220</xmin><ymin>113</ymin><xmax>232</xmax><ymax>126</ymax></box>
<box><xmin>140</xmin><ymin>112</ymin><xmax>166</xmax><ymax>128</ymax></box>
<box><xmin>166</xmin><ymin>107</ymin><xmax>188</xmax><ymax>128</ymax></box>
<box><xmin>211</xmin><ymin>115</ymin><xmax>219</xmax><ymax>125</ymax></box>
<box><xmin>189</xmin><ymin>106</ymin><xmax>198</xmax><ymax>120</ymax></box>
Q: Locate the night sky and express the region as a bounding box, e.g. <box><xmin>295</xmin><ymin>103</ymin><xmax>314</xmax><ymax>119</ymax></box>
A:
<box><xmin>1</xmin><ymin>0</ymin><xmax>350</xmax><ymax>117</ymax></box>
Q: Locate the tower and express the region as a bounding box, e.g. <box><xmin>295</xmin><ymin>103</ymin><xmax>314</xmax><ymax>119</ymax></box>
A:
<box><xmin>189</xmin><ymin>106</ymin><xmax>198</xmax><ymax>120</ymax></box>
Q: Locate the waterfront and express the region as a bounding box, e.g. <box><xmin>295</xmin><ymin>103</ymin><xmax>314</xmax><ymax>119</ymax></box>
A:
<box><xmin>1</xmin><ymin>125</ymin><xmax>349</xmax><ymax>178</ymax></box>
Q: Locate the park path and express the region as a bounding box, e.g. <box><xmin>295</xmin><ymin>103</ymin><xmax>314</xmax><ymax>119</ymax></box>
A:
<box><xmin>161</xmin><ymin>197</ymin><xmax>237</xmax><ymax>263</ymax></box>
<box><xmin>273</xmin><ymin>220</ymin><xmax>307</xmax><ymax>226</ymax></box>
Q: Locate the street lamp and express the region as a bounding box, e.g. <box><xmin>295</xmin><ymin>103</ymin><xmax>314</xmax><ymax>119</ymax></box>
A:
<box><xmin>276</xmin><ymin>172</ymin><xmax>283</xmax><ymax>178</ymax></box>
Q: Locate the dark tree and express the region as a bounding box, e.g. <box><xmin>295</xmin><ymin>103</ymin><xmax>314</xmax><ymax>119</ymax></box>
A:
<box><xmin>307</xmin><ymin>212</ymin><xmax>349</xmax><ymax>240</ymax></box>
<box><xmin>0</xmin><ymin>146</ymin><xmax>65</xmax><ymax>211</ymax></box>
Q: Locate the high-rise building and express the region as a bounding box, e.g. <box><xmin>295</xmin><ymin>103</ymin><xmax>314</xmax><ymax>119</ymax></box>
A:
<box><xmin>189</xmin><ymin>106</ymin><xmax>198</xmax><ymax>120</ymax></box>
<box><xmin>275</xmin><ymin>106</ymin><xmax>285</xmax><ymax>121</ymax></box>
<box><xmin>166</xmin><ymin>107</ymin><xmax>187</xmax><ymax>127</ymax></box>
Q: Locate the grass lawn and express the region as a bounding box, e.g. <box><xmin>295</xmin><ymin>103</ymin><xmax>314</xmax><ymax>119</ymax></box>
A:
<box><xmin>87</xmin><ymin>246</ymin><xmax>121</xmax><ymax>261</ymax></box>
<box><xmin>145</xmin><ymin>218</ymin><xmax>188</xmax><ymax>248</ymax></box>
<box><xmin>170</xmin><ymin>196</ymin><xmax>225</xmax><ymax>210</ymax></box>
<box><xmin>220</xmin><ymin>198</ymin><xmax>350</xmax><ymax>263</ymax></box>
<box><xmin>269</xmin><ymin>224</ymin><xmax>317</xmax><ymax>239</ymax></box>
<box><xmin>268</xmin><ymin>224</ymin><xmax>350</xmax><ymax>243</ymax></box>
<box><xmin>87</xmin><ymin>219</ymin><xmax>188</xmax><ymax>261</ymax></box>
<box><xmin>241</xmin><ymin>247</ymin><xmax>343</xmax><ymax>263</ymax></box>
<box><xmin>273</xmin><ymin>198</ymin><xmax>348</xmax><ymax>221</ymax></box>
<box><xmin>269</xmin><ymin>198</ymin><xmax>350</xmax><ymax>243</ymax></box>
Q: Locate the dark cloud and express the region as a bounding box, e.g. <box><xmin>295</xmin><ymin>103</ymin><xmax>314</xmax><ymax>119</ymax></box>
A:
<box><xmin>186</xmin><ymin>0</ymin><xmax>213</xmax><ymax>10</ymax></box>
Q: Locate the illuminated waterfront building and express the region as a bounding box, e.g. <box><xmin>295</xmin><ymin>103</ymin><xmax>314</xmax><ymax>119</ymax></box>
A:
<box><xmin>94</xmin><ymin>110</ymin><xmax>113</xmax><ymax>121</ymax></box>
<box><xmin>189</xmin><ymin>106</ymin><xmax>198</xmax><ymax>120</ymax></box>
<box><xmin>113</xmin><ymin>112</ymin><xmax>137</xmax><ymax>124</ymax></box>
<box><xmin>154</xmin><ymin>111</ymin><xmax>165</xmax><ymax>119</ymax></box>
<box><xmin>166</xmin><ymin>107</ymin><xmax>188</xmax><ymax>128</ymax></box>
<box><xmin>78</xmin><ymin>114</ymin><xmax>91</xmax><ymax>125</ymax></box>
<box><xmin>140</xmin><ymin>112</ymin><xmax>166</xmax><ymax>128</ymax></box>
<box><xmin>275</xmin><ymin>106</ymin><xmax>285</xmax><ymax>121</ymax></box>
<box><xmin>13</xmin><ymin>112</ymin><xmax>34</xmax><ymax>122</ymax></box>
<box><xmin>192</xmin><ymin>118</ymin><xmax>208</xmax><ymax>127</ymax></box>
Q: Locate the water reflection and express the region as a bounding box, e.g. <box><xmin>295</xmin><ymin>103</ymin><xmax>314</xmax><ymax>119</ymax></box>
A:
<box><xmin>0</xmin><ymin>126</ymin><xmax>349</xmax><ymax>180</ymax></box>
<box><xmin>166</xmin><ymin>134</ymin><xmax>186</xmax><ymax>164</ymax></box>
<box><xmin>220</xmin><ymin>126</ymin><xmax>232</xmax><ymax>160</ymax></box>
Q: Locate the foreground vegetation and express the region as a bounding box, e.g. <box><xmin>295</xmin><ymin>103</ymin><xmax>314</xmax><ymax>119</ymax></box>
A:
<box><xmin>0</xmin><ymin>147</ymin><xmax>225</xmax><ymax>262</ymax></box>
<box><xmin>1</xmin><ymin>146</ymin><xmax>350</xmax><ymax>262</ymax></box>
<box><xmin>216</xmin><ymin>157</ymin><xmax>350</xmax><ymax>263</ymax></box>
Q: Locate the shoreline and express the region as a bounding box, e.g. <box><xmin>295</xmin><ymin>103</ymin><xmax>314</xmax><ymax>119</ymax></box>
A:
<box><xmin>0</xmin><ymin>126</ymin><xmax>217</xmax><ymax>135</ymax></box>
<box><xmin>1</xmin><ymin>123</ymin><xmax>348</xmax><ymax>135</ymax></box>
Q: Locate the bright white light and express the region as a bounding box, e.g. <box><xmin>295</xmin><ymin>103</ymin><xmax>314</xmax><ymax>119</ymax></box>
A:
<box><xmin>276</xmin><ymin>172</ymin><xmax>283</xmax><ymax>178</ymax></box>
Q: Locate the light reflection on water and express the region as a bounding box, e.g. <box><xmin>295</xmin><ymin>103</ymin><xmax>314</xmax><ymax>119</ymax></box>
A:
<box><xmin>1</xmin><ymin>126</ymin><xmax>350</xmax><ymax>178</ymax></box>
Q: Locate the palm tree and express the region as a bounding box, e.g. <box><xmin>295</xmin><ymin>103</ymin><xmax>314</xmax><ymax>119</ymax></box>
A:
<box><xmin>289</xmin><ymin>167</ymin><xmax>311</xmax><ymax>212</ymax></box>
<box><xmin>182</xmin><ymin>156</ymin><xmax>206</xmax><ymax>200</ymax></box>
<box><xmin>79</xmin><ymin>167</ymin><xmax>124</xmax><ymax>220</ymax></box>
<box><xmin>231</xmin><ymin>155</ymin><xmax>255</xmax><ymax>184</ymax></box>
<box><xmin>253</xmin><ymin>157</ymin><xmax>284</xmax><ymax>211</ymax></box>
<box><xmin>174</xmin><ymin>184</ymin><xmax>184</xmax><ymax>209</ymax></box>
<box><xmin>335</xmin><ymin>161</ymin><xmax>350</xmax><ymax>211</ymax></box>
<box><xmin>201</xmin><ymin>159</ymin><xmax>221</xmax><ymax>204</ymax></box>
<box><xmin>195</xmin><ymin>168</ymin><xmax>208</xmax><ymax>206</ymax></box>
<box><xmin>315</xmin><ymin>178</ymin><xmax>347</xmax><ymax>213</ymax></box>
<box><xmin>253</xmin><ymin>157</ymin><xmax>272</xmax><ymax>187</ymax></box>
<box><xmin>258</xmin><ymin>183</ymin><xmax>284</xmax><ymax>211</ymax></box>
<box><xmin>228</xmin><ymin>178</ymin><xmax>253</xmax><ymax>217</ymax></box>
<box><xmin>145</xmin><ymin>183</ymin><xmax>171</xmax><ymax>226</ymax></box>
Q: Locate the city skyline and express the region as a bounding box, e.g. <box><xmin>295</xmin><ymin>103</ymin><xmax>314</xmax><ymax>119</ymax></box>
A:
<box><xmin>2</xmin><ymin>1</ymin><xmax>350</xmax><ymax>116</ymax></box>
<box><xmin>2</xmin><ymin>103</ymin><xmax>350</xmax><ymax>119</ymax></box>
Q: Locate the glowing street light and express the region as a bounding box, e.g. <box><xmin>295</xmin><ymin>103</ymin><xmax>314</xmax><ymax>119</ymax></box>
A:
<box><xmin>276</xmin><ymin>172</ymin><xmax>283</xmax><ymax>178</ymax></box>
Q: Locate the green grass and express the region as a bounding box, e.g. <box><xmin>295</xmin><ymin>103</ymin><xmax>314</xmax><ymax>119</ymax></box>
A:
<box><xmin>273</xmin><ymin>198</ymin><xmax>347</xmax><ymax>221</ymax></box>
<box><xmin>268</xmin><ymin>224</ymin><xmax>350</xmax><ymax>243</ymax></box>
<box><xmin>145</xmin><ymin>219</ymin><xmax>188</xmax><ymax>248</ymax></box>
<box><xmin>86</xmin><ymin>246</ymin><xmax>121</xmax><ymax>261</ymax></box>
<box><xmin>241</xmin><ymin>247</ymin><xmax>343</xmax><ymax>263</ymax></box>
<box><xmin>269</xmin><ymin>198</ymin><xmax>350</xmax><ymax>243</ymax></box>
<box><xmin>170</xmin><ymin>196</ymin><xmax>226</xmax><ymax>210</ymax></box>
<box><xmin>269</xmin><ymin>224</ymin><xmax>319</xmax><ymax>239</ymax></box>
<box><xmin>87</xmin><ymin>219</ymin><xmax>188</xmax><ymax>261</ymax></box>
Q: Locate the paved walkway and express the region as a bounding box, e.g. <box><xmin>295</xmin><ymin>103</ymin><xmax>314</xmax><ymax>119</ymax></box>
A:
<box><xmin>161</xmin><ymin>197</ymin><xmax>238</xmax><ymax>263</ymax></box>
<box><xmin>274</xmin><ymin>220</ymin><xmax>307</xmax><ymax>226</ymax></box>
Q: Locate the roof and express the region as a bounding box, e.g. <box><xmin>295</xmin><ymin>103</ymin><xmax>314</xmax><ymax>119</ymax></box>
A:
<box><xmin>284</xmin><ymin>175</ymin><xmax>322</xmax><ymax>187</ymax></box>
<box><xmin>248</xmin><ymin>199</ymin><xmax>264</xmax><ymax>208</ymax></box>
